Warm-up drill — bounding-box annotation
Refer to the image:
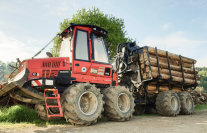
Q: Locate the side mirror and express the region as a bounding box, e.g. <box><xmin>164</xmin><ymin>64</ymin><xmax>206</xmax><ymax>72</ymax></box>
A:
<box><xmin>46</xmin><ymin>52</ymin><xmax>53</xmax><ymax>58</ymax></box>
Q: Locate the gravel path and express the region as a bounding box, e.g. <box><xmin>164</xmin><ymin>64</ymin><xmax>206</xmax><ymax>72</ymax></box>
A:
<box><xmin>0</xmin><ymin>110</ymin><xmax>207</xmax><ymax>133</ymax></box>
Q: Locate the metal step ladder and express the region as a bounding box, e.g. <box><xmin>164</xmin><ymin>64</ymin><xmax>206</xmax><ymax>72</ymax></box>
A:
<box><xmin>44</xmin><ymin>88</ymin><xmax>63</xmax><ymax>118</ymax></box>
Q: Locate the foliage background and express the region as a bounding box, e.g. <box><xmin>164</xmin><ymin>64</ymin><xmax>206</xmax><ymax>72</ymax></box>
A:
<box><xmin>0</xmin><ymin>61</ymin><xmax>15</xmax><ymax>82</ymax></box>
<box><xmin>197</xmin><ymin>67</ymin><xmax>207</xmax><ymax>90</ymax></box>
<box><xmin>50</xmin><ymin>8</ymin><xmax>131</xmax><ymax>59</ymax></box>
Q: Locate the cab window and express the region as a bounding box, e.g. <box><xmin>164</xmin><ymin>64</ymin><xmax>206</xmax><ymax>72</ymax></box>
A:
<box><xmin>93</xmin><ymin>34</ymin><xmax>109</xmax><ymax>63</ymax></box>
<box><xmin>74</xmin><ymin>30</ymin><xmax>89</xmax><ymax>61</ymax></box>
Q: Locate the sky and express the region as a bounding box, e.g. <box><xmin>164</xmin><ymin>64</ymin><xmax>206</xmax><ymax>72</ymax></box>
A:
<box><xmin>0</xmin><ymin>0</ymin><xmax>207</xmax><ymax>67</ymax></box>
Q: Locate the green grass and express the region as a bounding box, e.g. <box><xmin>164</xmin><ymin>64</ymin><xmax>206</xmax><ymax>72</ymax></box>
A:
<box><xmin>194</xmin><ymin>104</ymin><xmax>207</xmax><ymax>111</ymax></box>
<box><xmin>0</xmin><ymin>105</ymin><xmax>67</xmax><ymax>126</ymax></box>
<box><xmin>0</xmin><ymin>105</ymin><xmax>40</xmax><ymax>123</ymax></box>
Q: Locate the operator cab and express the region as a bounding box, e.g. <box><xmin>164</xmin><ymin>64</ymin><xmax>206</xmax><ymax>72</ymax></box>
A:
<box><xmin>58</xmin><ymin>24</ymin><xmax>113</xmax><ymax>84</ymax></box>
<box><xmin>59</xmin><ymin>23</ymin><xmax>109</xmax><ymax>64</ymax></box>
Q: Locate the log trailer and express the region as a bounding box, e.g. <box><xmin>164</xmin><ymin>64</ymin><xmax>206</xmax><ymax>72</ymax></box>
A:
<box><xmin>115</xmin><ymin>42</ymin><xmax>199</xmax><ymax>115</ymax></box>
<box><xmin>0</xmin><ymin>23</ymin><xmax>199</xmax><ymax>125</ymax></box>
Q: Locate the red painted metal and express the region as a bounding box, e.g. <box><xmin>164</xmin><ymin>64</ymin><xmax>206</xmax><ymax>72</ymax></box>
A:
<box><xmin>44</xmin><ymin>89</ymin><xmax>63</xmax><ymax>118</ymax></box>
<box><xmin>20</xmin><ymin>57</ymin><xmax>70</xmax><ymax>80</ymax></box>
<box><xmin>70</xmin><ymin>26</ymin><xmax>116</xmax><ymax>84</ymax></box>
<box><xmin>113</xmin><ymin>73</ymin><xmax>119</xmax><ymax>86</ymax></box>
<box><xmin>20</xmin><ymin>25</ymin><xmax>118</xmax><ymax>86</ymax></box>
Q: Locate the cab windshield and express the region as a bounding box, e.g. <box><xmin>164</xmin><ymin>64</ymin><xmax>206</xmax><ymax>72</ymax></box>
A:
<box><xmin>93</xmin><ymin>34</ymin><xmax>109</xmax><ymax>63</ymax></box>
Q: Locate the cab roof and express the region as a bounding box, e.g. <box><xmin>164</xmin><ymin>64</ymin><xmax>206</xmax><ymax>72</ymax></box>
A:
<box><xmin>61</xmin><ymin>23</ymin><xmax>108</xmax><ymax>37</ymax></box>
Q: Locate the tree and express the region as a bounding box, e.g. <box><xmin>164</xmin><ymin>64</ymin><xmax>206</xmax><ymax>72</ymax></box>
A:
<box><xmin>0</xmin><ymin>61</ymin><xmax>15</xmax><ymax>82</ymax></box>
<box><xmin>51</xmin><ymin>8</ymin><xmax>131</xmax><ymax>59</ymax></box>
<box><xmin>197</xmin><ymin>67</ymin><xmax>207</xmax><ymax>91</ymax></box>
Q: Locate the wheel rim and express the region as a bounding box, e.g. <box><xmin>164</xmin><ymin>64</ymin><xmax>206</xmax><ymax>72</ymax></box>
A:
<box><xmin>117</xmin><ymin>93</ymin><xmax>130</xmax><ymax>113</ymax></box>
<box><xmin>78</xmin><ymin>91</ymin><xmax>98</xmax><ymax>115</ymax></box>
<box><xmin>171</xmin><ymin>96</ymin><xmax>179</xmax><ymax>112</ymax></box>
<box><xmin>186</xmin><ymin>97</ymin><xmax>193</xmax><ymax>110</ymax></box>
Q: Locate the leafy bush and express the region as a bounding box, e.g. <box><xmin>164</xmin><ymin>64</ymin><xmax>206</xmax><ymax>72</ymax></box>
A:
<box><xmin>197</xmin><ymin>67</ymin><xmax>207</xmax><ymax>91</ymax></box>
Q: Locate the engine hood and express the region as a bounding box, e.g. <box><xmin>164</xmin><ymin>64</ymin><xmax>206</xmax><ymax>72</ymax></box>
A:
<box><xmin>20</xmin><ymin>57</ymin><xmax>70</xmax><ymax>80</ymax></box>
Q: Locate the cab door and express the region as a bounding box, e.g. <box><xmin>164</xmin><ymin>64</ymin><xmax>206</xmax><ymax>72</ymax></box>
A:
<box><xmin>72</xmin><ymin>29</ymin><xmax>91</xmax><ymax>74</ymax></box>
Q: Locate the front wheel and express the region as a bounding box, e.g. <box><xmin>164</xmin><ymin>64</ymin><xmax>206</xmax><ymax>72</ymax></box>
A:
<box><xmin>61</xmin><ymin>83</ymin><xmax>104</xmax><ymax>125</ymax></box>
<box><xmin>103</xmin><ymin>86</ymin><xmax>135</xmax><ymax>121</ymax></box>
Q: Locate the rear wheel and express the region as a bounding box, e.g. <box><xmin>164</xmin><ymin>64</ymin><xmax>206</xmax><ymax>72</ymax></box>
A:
<box><xmin>156</xmin><ymin>91</ymin><xmax>181</xmax><ymax>116</ymax></box>
<box><xmin>179</xmin><ymin>91</ymin><xmax>194</xmax><ymax>115</ymax></box>
<box><xmin>61</xmin><ymin>83</ymin><xmax>104</xmax><ymax>125</ymax></box>
<box><xmin>104</xmin><ymin>86</ymin><xmax>135</xmax><ymax>121</ymax></box>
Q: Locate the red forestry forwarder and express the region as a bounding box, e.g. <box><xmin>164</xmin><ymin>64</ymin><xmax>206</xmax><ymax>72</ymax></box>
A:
<box><xmin>0</xmin><ymin>24</ymin><xmax>135</xmax><ymax>125</ymax></box>
<box><xmin>0</xmin><ymin>23</ymin><xmax>199</xmax><ymax>125</ymax></box>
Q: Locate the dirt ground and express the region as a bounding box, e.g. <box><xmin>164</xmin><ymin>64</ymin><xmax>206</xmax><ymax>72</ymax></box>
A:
<box><xmin>0</xmin><ymin>110</ymin><xmax>207</xmax><ymax>133</ymax></box>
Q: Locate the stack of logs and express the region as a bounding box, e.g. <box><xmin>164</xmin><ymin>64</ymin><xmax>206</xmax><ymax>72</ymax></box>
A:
<box><xmin>139</xmin><ymin>46</ymin><xmax>200</xmax><ymax>93</ymax></box>
<box><xmin>189</xmin><ymin>91</ymin><xmax>207</xmax><ymax>104</ymax></box>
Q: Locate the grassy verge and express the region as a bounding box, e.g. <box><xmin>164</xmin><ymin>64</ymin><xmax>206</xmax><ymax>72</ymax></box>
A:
<box><xmin>0</xmin><ymin>105</ymin><xmax>108</xmax><ymax>126</ymax></box>
<box><xmin>0</xmin><ymin>105</ymin><xmax>67</xmax><ymax>126</ymax></box>
<box><xmin>194</xmin><ymin>104</ymin><xmax>207</xmax><ymax>112</ymax></box>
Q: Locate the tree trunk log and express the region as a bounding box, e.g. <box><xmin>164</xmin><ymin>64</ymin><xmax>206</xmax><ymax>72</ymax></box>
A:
<box><xmin>133</xmin><ymin>46</ymin><xmax>199</xmax><ymax>87</ymax></box>
<box><xmin>143</xmin><ymin>72</ymin><xmax>200</xmax><ymax>85</ymax></box>
<box><xmin>147</xmin><ymin>85</ymin><xmax>182</xmax><ymax>92</ymax></box>
<box><xmin>140</xmin><ymin>61</ymin><xmax>198</xmax><ymax>74</ymax></box>
<box><xmin>143</xmin><ymin>46</ymin><xmax>196</xmax><ymax>64</ymax></box>
<box><xmin>145</xmin><ymin>66</ymin><xmax>200</xmax><ymax>80</ymax></box>
<box><xmin>141</xmin><ymin>53</ymin><xmax>193</xmax><ymax>68</ymax></box>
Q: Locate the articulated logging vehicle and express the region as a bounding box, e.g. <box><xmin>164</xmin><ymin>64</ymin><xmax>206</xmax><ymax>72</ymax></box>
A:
<box><xmin>0</xmin><ymin>24</ymin><xmax>199</xmax><ymax>125</ymax></box>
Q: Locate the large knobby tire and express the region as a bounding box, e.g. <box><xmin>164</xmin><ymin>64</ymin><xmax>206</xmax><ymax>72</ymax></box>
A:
<box><xmin>35</xmin><ymin>104</ymin><xmax>60</xmax><ymax>121</ymax></box>
<box><xmin>104</xmin><ymin>86</ymin><xmax>135</xmax><ymax>121</ymax></box>
<box><xmin>61</xmin><ymin>83</ymin><xmax>104</xmax><ymax>126</ymax></box>
<box><xmin>156</xmin><ymin>91</ymin><xmax>181</xmax><ymax>116</ymax></box>
<box><xmin>178</xmin><ymin>91</ymin><xmax>194</xmax><ymax>115</ymax></box>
